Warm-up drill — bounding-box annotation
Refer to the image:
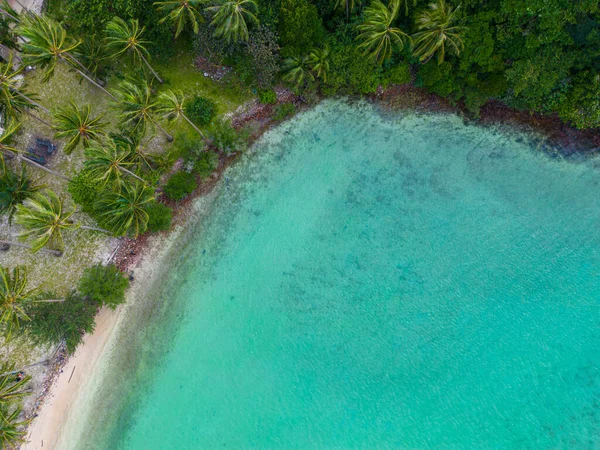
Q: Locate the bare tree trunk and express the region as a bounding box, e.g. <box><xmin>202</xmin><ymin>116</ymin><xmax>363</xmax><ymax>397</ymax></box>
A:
<box><xmin>24</xmin><ymin>108</ymin><xmax>52</xmax><ymax>127</ymax></box>
<box><xmin>150</xmin><ymin>117</ymin><xmax>173</xmax><ymax>142</ymax></box>
<box><xmin>64</xmin><ymin>52</ymin><xmax>102</xmax><ymax>83</ymax></box>
<box><xmin>13</xmin><ymin>89</ymin><xmax>50</xmax><ymax>114</ymax></box>
<box><xmin>61</xmin><ymin>56</ymin><xmax>117</xmax><ymax>101</ymax></box>
<box><xmin>32</xmin><ymin>299</ymin><xmax>65</xmax><ymax>303</ymax></box>
<box><xmin>120</xmin><ymin>166</ymin><xmax>148</xmax><ymax>184</ymax></box>
<box><xmin>0</xmin><ymin>359</ymin><xmax>50</xmax><ymax>378</ymax></box>
<box><xmin>183</xmin><ymin>114</ymin><xmax>205</xmax><ymax>138</ymax></box>
<box><xmin>16</xmin><ymin>155</ymin><xmax>71</xmax><ymax>181</ymax></box>
<box><xmin>0</xmin><ymin>240</ymin><xmax>62</xmax><ymax>256</ymax></box>
<box><xmin>139</xmin><ymin>53</ymin><xmax>163</xmax><ymax>84</ymax></box>
<box><xmin>79</xmin><ymin>225</ymin><xmax>111</xmax><ymax>233</ymax></box>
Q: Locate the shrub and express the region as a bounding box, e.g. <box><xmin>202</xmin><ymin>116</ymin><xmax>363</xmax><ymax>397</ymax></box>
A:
<box><xmin>194</xmin><ymin>151</ymin><xmax>219</xmax><ymax>178</ymax></box>
<box><xmin>209</xmin><ymin>120</ymin><xmax>248</xmax><ymax>154</ymax></box>
<box><xmin>258</xmin><ymin>88</ymin><xmax>277</xmax><ymax>104</ymax></box>
<box><xmin>273</xmin><ymin>103</ymin><xmax>296</xmax><ymax>121</ymax></box>
<box><xmin>145</xmin><ymin>201</ymin><xmax>173</xmax><ymax>232</ymax></box>
<box><xmin>246</xmin><ymin>26</ymin><xmax>281</xmax><ymax>88</ymax></box>
<box><xmin>185</xmin><ymin>96</ymin><xmax>217</xmax><ymax>126</ymax></box>
<box><xmin>163</xmin><ymin>171</ymin><xmax>197</xmax><ymax>200</ymax></box>
<box><xmin>278</xmin><ymin>0</ymin><xmax>325</xmax><ymax>56</ymax></box>
<box><xmin>26</xmin><ymin>292</ymin><xmax>97</xmax><ymax>353</ymax></box>
<box><xmin>68</xmin><ymin>168</ymin><xmax>103</xmax><ymax>214</ymax></box>
<box><xmin>383</xmin><ymin>62</ymin><xmax>411</xmax><ymax>87</ymax></box>
<box><xmin>78</xmin><ymin>263</ymin><xmax>129</xmax><ymax>310</ymax></box>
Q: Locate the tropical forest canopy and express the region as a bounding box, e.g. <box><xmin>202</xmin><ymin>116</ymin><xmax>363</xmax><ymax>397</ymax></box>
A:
<box><xmin>46</xmin><ymin>0</ymin><xmax>600</xmax><ymax>129</ymax></box>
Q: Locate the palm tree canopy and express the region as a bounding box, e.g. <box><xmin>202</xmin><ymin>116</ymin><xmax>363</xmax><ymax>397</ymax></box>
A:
<box><xmin>111</xmin><ymin>80</ymin><xmax>159</xmax><ymax>136</ymax></box>
<box><xmin>17</xmin><ymin>14</ymin><xmax>80</xmax><ymax>82</ymax></box>
<box><xmin>282</xmin><ymin>55</ymin><xmax>313</xmax><ymax>91</ymax></box>
<box><xmin>206</xmin><ymin>0</ymin><xmax>259</xmax><ymax>43</ymax></box>
<box><xmin>0</xmin><ymin>266</ymin><xmax>37</xmax><ymax>338</ymax></box>
<box><xmin>0</xmin><ymin>362</ymin><xmax>31</xmax><ymax>404</ymax></box>
<box><xmin>154</xmin><ymin>0</ymin><xmax>206</xmax><ymax>38</ymax></box>
<box><xmin>157</xmin><ymin>89</ymin><xmax>186</xmax><ymax>121</ymax></box>
<box><xmin>0</xmin><ymin>55</ymin><xmax>35</xmax><ymax>118</ymax></box>
<box><xmin>14</xmin><ymin>189</ymin><xmax>79</xmax><ymax>252</ymax></box>
<box><xmin>412</xmin><ymin>0</ymin><xmax>465</xmax><ymax>64</ymax></box>
<box><xmin>0</xmin><ymin>164</ymin><xmax>43</xmax><ymax>225</ymax></box>
<box><xmin>307</xmin><ymin>47</ymin><xmax>330</xmax><ymax>82</ymax></box>
<box><xmin>52</xmin><ymin>102</ymin><xmax>106</xmax><ymax>154</ymax></box>
<box><xmin>105</xmin><ymin>17</ymin><xmax>151</xmax><ymax>64</ymax></box>
<box><xmin>73</xmin><ymin>37</ymin><xmax>111</xmax><ymax>78</ymax></box>
<box><xmin>0</xmin><ymin>403</ymin><xmax>30</xmax><ymax>448</ymax></box>
<box><xmin>356</xmin><ymin>0</ymin><xmax>411</xmax><ymax>66</ymax></box>
<box><xmin>0</xmin><ymin>120</ymin><xmax>20</xmax><ymax>166</ymax></box>
<box><xmin>95</xmin><ymin>182</ymin><xmax>155</xmax><ymax>238</ymax></box>
<box><xmin>83</xmin><ymin>140</ymin><xmax>137</xmax><ymax>188</ymax></box>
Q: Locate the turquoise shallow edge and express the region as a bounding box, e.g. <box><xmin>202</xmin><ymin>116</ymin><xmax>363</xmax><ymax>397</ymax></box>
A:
<box><xmin>70</xmin><ymin>99</ymin><xmax>600</xmax><ymax>449</ymax></box>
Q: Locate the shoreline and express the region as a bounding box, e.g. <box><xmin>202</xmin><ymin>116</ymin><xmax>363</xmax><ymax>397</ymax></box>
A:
<box><xmin>18</xmin><ymin>87</ymin><xmax>597</xmax><ymax>449</ymax></box>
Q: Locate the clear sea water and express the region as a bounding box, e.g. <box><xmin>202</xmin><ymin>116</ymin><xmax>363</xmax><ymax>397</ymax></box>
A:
<box><xmin>72</xmin><ymin>100</ymin><xmax>600</xmax><ymax>449</ymax></box>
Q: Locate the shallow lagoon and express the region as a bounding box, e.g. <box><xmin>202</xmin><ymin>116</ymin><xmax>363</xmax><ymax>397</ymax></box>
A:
<box><xmin>74</xmin><ymin>100</ymin><xmax>600</xmax><ymax>448</ymax></box>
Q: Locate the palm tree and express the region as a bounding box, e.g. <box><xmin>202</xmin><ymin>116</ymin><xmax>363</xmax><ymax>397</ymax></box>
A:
<box><xmin>0</xmin><ymin>53</ymin><xmax>49</xmax><ymax>116</ymax></box>
<box><xmin>307</xmin><ymin>47</ymin><xmax>330</xmax><ymax>82</ymax></box>
<box><xmin>14</xmin><ymin>190</ymin><xmax>108</xmax><ymax>253</ymax></box>
<box><xmin>0</xmin><ymin>120</ymin><xmax>70</xmax><ymax>181</ymax></box>
<box><xmin>282</xmin><ymin>55</ymin><xmax>313</xmax><ymax>92</ymax></box>
<box><xmin>356</xmin><ymin>0</ymin><xmax>411</xmax><ymax>66</ymax></box>
<box><xmin>334</xmin><ymin>0</ymin><xmax>362</xmax><ymax>20</ymax></box>
<box><xmin>112</xmin><ymin>133</ymin><xmax>159</xmax><ymax>172</ymax></box>
<box><xmin>17</xmin><ymin>14</ymin><xmax>117</xmax><ymax>100</ymax></box>
<box><xmin>412</xmin><ymin>0</ymin><xmax>465</xmax><ymax>64</ymax></box>
<box><xmin>0</xmin><ymin>363</ymin><xmax>31</xmax><ymax>405</ymax></box>
<box><xmin>0</xmin><ymin>266</ymin><xmax>36</xmax><ymax>338</ymax></box>
<box><xmin>0</xmin><ymin>404</ymin><xmax>29</xmax><ymax>449</ymax></box>
<box><xmin>84</xmin><ymin>141</ymin><xmax>147</xmax><ymax>188</ymax></box>
<box><xmin>105</xmin><ymin>17</ymin><xmax>163</xmax><ymax>84</ymax></box>
<box><xmin>0</xmin><ymin>164</ymin><xmax>42</xmax><ymax>225</ymax></box>
<box><xmin>95</xmin><ymin>182</ymin><xmax>155</xmax><ymax>238</ymax></box>
<box><xmin>154</xmin><ymin>0</ymin><xmax>206</xmax><ymax>38</ymax></box>
<box><xmin>206</xmin><ymin>0</ymin><xmax>259</xmax><ymax>43</ymax></box>
<box><xmin>157</xmin><ymin>90</ymin><xmax>205</xmax><ymax>138</ymax></box>
<box><xmin>112</xmin><ymin>80</ymin><xmax>173</xmax><ymax>141</ymax></box>
<box><xmin>73</xmin><ymin>37</ymin><xmax>111</xmax><ymax>80</ymax></box>
<box><xmin>52</xmin><ymin>103</ymin><xmax>106</xmax><ymax>154</ymax></box>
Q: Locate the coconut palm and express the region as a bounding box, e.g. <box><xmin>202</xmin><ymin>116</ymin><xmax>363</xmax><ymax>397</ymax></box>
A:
<box><xmin>206</xmin><ymin>0</ymin><xmax>259</xmax><ymax>43</ymax></box>
<box><xmin>95</xmin><ymin>182</ymin><xmax>155</xmax><ymax>238</ymax></box>
<box><xmin>14</xmin><ymin>189</ymin><xmax>108</xmax><ymax>253</ymax></box>
<box><xmin>154</xmin><ymin>0</ymin><xmax>206</xmax><ymax>38</ymax></box>
<box><xmin>105</xmin><ymin>17</ymin><xmax>163</xmax><ymax>84</ymax></box>
<box><xmin>356</xmin><ymin>0</ymin><xmax>411</xmax><ymax>66</ymax></box>
<box><xmin>112</xmin><ymin>80</ymin><xmax>173</xmax><ymax>141</ymax></box>
<box><xmin>52</xmin><ymin>103</ymin><xmax>106</xmax><ymax>154</ymax></box>
<box><xmin>17</xmin><ymin>14</ymin><xmax>117</xmax><ymax>100</ymax></box>
<box><xmin>157</xmin><ymin>90</ymin><xmax>205</xmax><ymax>138</ymax></box>
<box><xmin>0</xmin><ymin>403</ymin><xmax>29</xmax><ymax>449</ymax></box>
<box><xmin>307</xmin><ymin>47</ymin><xmax>330</xmax><ymax>82</ymax></box>
<box><xmin>0</xmin><ymin>363</ymin><xmax>31</xmax><ymax>405</ymax></box>
<box><xmin>0</xmin><ymin>164</ymin><xmax>42</xmax><ymax>225</ymax></box>
<box><xmin>0</xmin><ymin>53</ymin><xmax>49</xmax><ymax>116</ymax></box>
<box><xmin>0</xmin><ymin>120</ymin><xmax>71</xmax><ymax>182</ymax></box>
<box><xmin>73</xmin><ymin>37</ymin><xmax>111</xmax><ymax>80</ymax></box>
<box><xmin>112</xmin><ymin>133</ymin><xmax>160</xmax><ymax>172</ymax></box>
<box><xmin>282</xmin><ymin>55</ymin><xmax>313</xmax><ymax>91</ymax></box>
<box><xmin>84</xmin><ymin>141</ymin><xmax>147</xmax><ymax>188</ymax></box>
<box><xmin>0</xmin><ymin>266</ymin><xmax>36</xmax><ymax>338</ymax></box>
<box><xmin>412</xmin><ymin>0</ymin><xmax>465</xmax><ymax>64</ymax></box>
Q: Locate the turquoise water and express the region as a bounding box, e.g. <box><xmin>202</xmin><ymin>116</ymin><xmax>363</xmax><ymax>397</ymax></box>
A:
<box><xmin>87</xmin><ymin>100</ymin><xmax>600</xmax><ymax>449</ymax></box>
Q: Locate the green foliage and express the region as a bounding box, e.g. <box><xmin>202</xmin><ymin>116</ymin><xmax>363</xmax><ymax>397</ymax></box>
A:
<box><xmin>144</xmin><ymin>201</ymin><xmax>173</xmax><ymax>232</ymax></box>
<box><xmin>273</xmin><ymin>102</ymin><xmax>296</xmax><ymax>121</ymax></box>
<box><xmin>0</xmin><ymin>165</ymin><xmax>42</xmax><ymax>225</ymax></box>
<box><xmin>382</xmin><ymin>61</ymin><xmax>411</xmax><ymax>86</ymax></box>
<box><xmin>163</xmin><ymin>171</ymin><xmax>197</xmax><ymax>200</ymax></box>
<box><xmin>95</xmin><ymin>182</ymin><xmax>155</xmax><ymax>237</ymax></box>
<box><xmin>207</xmin><ymin>0</ymin><xmax>259</xmax><ymax>43</ymax></box>
<box><xmin>185</xmin><ymin>96</ymin><xmax>217</xmax><ymax>126</ymax></box>
<box><xmin>208</xmin><ymin>119</ymin><xmax>248</xmax><ymax>154</ymax></box>
<box><xmin>25</xmin><ymin>292</ymin><xmax>97</xmax><ymax>353</ymax></box>
<box><xmin>193</xmin><ymin>151</ymin><xmax>219</xmax><ymax>178</ymax></box>
<box><xmin>555</xmin><ymin>72</ymin><xmax>600</xmax><ymax>129</ymax></box>
<box><xmin>78</xmin><ymin>264</ymin><xmax>129</xmax><ymax>310</ymax></box>
<box><xmin>68</xmin><ymin>169</ymin><xmax>103</xmax><ymax>214</ymax></box>
<box><xmin>246</xmin><ymin>26</ymin><xmax>280</xmax><ymax>88</ymax></box>
<box><xmin>278</xmin><ymin>0</ymin><xmax>325</xmax><ymax>56</ymax></box>
<box><xmin>258</xmin><ymin>89</ymin><xmax>277</xmax><ymax>104</ymax></box>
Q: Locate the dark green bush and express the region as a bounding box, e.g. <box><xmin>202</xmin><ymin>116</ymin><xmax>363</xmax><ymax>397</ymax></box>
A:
<box><xmin>144</xmin><ymin>201</ymin><xmax>173</xmax><ymax>232</ymax></box>
<box><xmin>163</xmin><ymin>171</ymin><xmax>197</xmax><ymax>200</ymax></box>
<box><xmin>185</xmin><ymin>96</ymin><xmax>217</xmax><ymax>126</ymax></box>
<box><xmin>78</xmin><ymin>263</ymin><xmax>129</xmax><ymax>310</ymax></box>
<box><xmin>68</xmin><ymin>168</ymin><xmax>103</xmax><ymax>214</ymax></box>
<box><xmin>194</xmin><ymin>151</ymin><xmax>219</xmax><ymax>178</ymax></box>
<box><xmin>209</xmin><ymin>120</ymin><xmax>248</xmax><ymax>154</ymax></box>
<box><xmin>26</xmin><ymin>292</ymin><xmax>97</xmax><ymax>353</ymax></box>
<box><xmin>258</xmin><ymin>89</ymin><xmax>277</xmax><ymax>104</ymax></box>
<box><xmin>383</xmin><ymin>62</ymin><xmax>411</xmax><ymax>87</ymax></box>
<box><xmin>273</xmin><ymin>103</ymin><xmax>296</xmax><ymax>121</ymax></box>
